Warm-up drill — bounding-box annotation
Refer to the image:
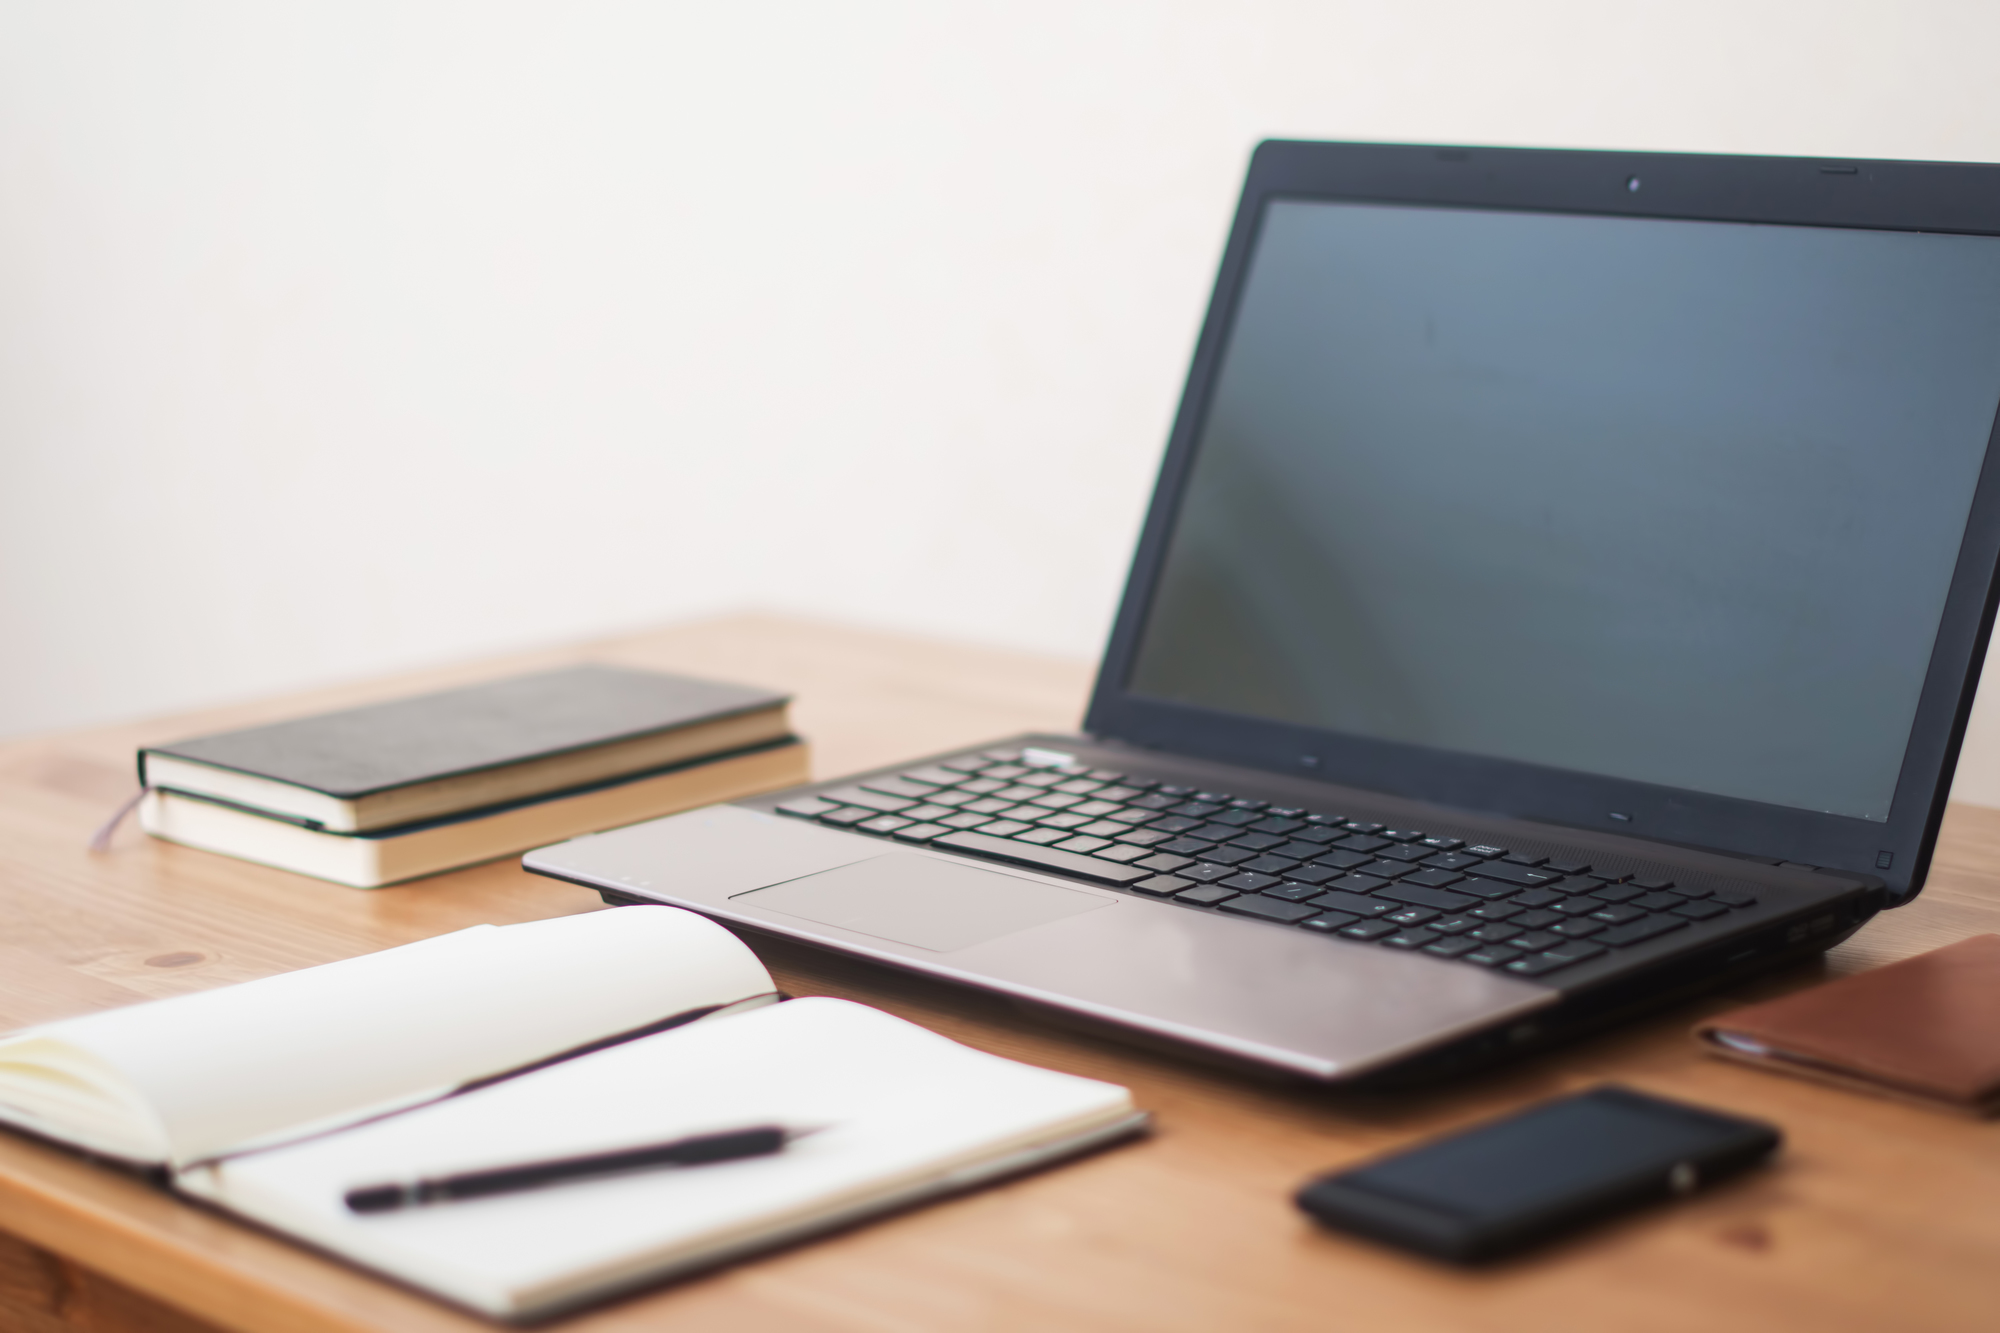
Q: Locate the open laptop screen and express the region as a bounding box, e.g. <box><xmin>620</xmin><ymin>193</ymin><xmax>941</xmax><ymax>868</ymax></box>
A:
<box><xmin>1127</xmin><ymin>199</ymin><xmax>2000</xmax><ymax>821</ymax></box>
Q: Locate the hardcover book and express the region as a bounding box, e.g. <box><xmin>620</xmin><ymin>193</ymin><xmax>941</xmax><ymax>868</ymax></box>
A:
<box><xmin>0</xmin><ymin>908</ymin><xmax>1144</xmax><ymax>1319</ymax></box>
<box><xmin>138</xmin><ymin>663</ymin><xmax>792</xmax><ymax>832</ymax></box>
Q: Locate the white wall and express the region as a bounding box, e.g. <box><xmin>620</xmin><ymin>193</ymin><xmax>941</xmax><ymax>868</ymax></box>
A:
<box><xmin>8</xmin><ymin>0</ymin><xmax>2000</xmax><ymax>802</ymax></box>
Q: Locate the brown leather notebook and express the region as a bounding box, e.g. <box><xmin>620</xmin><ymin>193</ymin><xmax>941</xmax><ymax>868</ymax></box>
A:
<box><xmin>1694</xmin><ymin>935</ymin><xmax>2000</xmax><ymax>1115</ymax></box>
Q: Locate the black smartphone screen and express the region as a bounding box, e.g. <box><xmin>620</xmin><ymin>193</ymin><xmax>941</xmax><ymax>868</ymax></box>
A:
<box><xmin>1296</xmin><ymin>1086</ymin><xmax>1780</xmax><ymax>1262</ymax></box>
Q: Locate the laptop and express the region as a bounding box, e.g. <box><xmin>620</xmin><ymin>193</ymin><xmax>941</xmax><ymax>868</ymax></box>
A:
<box><xmin>527</xmin><ymin>140</ymin><xmax>2000</xmax><ymax>1083</ymax></box>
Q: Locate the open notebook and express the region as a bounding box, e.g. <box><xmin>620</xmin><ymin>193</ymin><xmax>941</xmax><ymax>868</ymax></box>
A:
<box><xmin>0</xmin><ymin>908</ymin><xmax>1144</xmax><ymax>1319</ymax></box>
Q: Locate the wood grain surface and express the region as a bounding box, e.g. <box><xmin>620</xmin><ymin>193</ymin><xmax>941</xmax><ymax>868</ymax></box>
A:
<box><xmin>2</xmin><ymin>614</ymin><xmax>1997</xmax><ymax>1333</ymax></box>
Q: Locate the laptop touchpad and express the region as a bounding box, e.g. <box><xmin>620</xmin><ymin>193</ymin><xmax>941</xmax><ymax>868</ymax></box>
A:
<box><xmin>732</xmin><ymin>853</ymin><xmax>1114</xmax><ymax>953</ymax></box>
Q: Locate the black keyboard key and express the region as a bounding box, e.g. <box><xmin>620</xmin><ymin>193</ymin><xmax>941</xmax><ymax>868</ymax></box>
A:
<box><xmin>1510</xmin><ymin>909</ymin><xmax>1562</xmax><ymax>929</ymax></box>
<box><xmin>1463</xmin><ymin>945</ymin><xmax>1523</xmax><ymax>967</ymax></box>
<box><xmin>1194</xmin><ymin>846</ymin><xmax>1257</xmax><ymax>867</ymax></box>
<box><xmin>1129</xmin><ymin>793</ymin><xmax>1180</xmax><ymax>811</ymax></box>
<box><xmin>1376</xmin><ymin>883</ymin><xmax>1476</xmax><ymax>912</ymax></box>
<box><xmin>1226</xmin><ymin>797</ymin><xmax>1269</xmax><ymax>811</ymax></box>
<box><xmin>1294</xmin><ymin>826</ymin><xmax>1347</xmax><ymax>845</ymax></box>
<box><xmin>1307</xmin><ymin>891</ymin><xmax>1397</xmax><ymax>917</ymax></box>
<box><xmin>1281</xmin><ymin>864</ymin><xmax>1341</xmax><ymax>886</ymax></box>
<box><xmin>1465</xmin><ymin>861</ymin><xmax>1560</xmax><ymax>888</ymax></box>
<box><xmin>1507</xmin><ymin>931</ymin><xmax>1563</xmax><ymax>951</ymax></box>
<box><xmin>1136</xmin><ymin>853</ymin><xmax>1193</xmax><ymax>874</ymax></box>
<box><xmin>1251</xmin><ymin>817</ymin><xmax>1306</xmax><ymax>835</ymax></box>
<box><xmin>1343</xmin><ymin>821</ymin><xmax>1386</xmax><ymax>834</ymax></box>
<box><xmin>1544</xmin><ymin>877</ymin><xmax>1604</xmax><ymax>896</ymax></box>
<box><xmin>1339</xmin><ymin>920</ymin><xmax>1399</xmax><ymax>941</ymax></box>
<box><xmin>891</xmin><ymin>823</ymin><xmax>950</xmax><ymax>843</ymax></box>
<box><xmin>860</xmin><ymin>815</ymin><xmax>912</xmax><ymax>834</ymax></box>
<box><xmin>1307</xmin><ymin>850</ymin><xmax>1373</xmax><ymax>871</ymax></box>
<box><xmin>1543</xmin><ymin>941</ymin><xmax>1607</xmax><ymax>965</ymax></box>
<box><xmin>1588</xmin><ymin>903</ymin><xmax>1648</xmax><ymax>925</ymax></box>
<box><xmin>1630</xmin><ymin>877</ymin><xmax>1676</xmax><ymax>891</ymax></box>
<box><xmin>1269</xmin><ymin>840</ymin><xmax>1327</xmax><ymax>860</ymax></box>
<box><xmin>860</xmin><ymin>776</ymin><xmax>940</xmax><ymax>799</ymax></box>
<box><xmin>1240</xmin><ymin>855</ymin><xmax>1302</xmax><ymax>876</ymax></box>
<box><xmin>1193</xmin><ymin>790</ymin><xmax>1232</xmax><ymax>803</ymax></box>
<box><xmin>1353</xmin><ymin>860</ymin><xmax>1415</xmax><ymax>880</ymax></box>
<box><xmin>1431</xmin><ymin>916</ymin><xmax>1479</xmax><ymax>935</ymax></box>
<box><xmin>1218</xmin><ymin>871</ymin><xmax>1283</xmax><ymax>894</ymax></box>
<box><xmin>1156</xmin><ymin>837</ymin><xmax>1213</xmax><ymax>856</ymax></box>
<box><xmin>1211</xmin><ymin>809</ymin><xmax>1263</xmax><ymax>827</ymax></box>
<box><xmin>1320</xmin><ymin>874</ymin><xmax>1391</xmax><ymax>896</ymax></box>
<box><xmin>1423</xmin><ymin>937</ymin><xmax>1481</xmax><ymax>958</ymax></box>
<box><xmin>1589</xmin><ymin>883</ymin><xmax>1644</xmax><ymax>903</ymax></box>
<box><xmin>1454</xmin><ymin>879</ymin><xmax>1522</xmax><ymax>901</ymax></box>
<box><xmin>1219</xmin><ymin>896</ymin><xmax>1318</xmax><ymax>924</ymax></box>
<box><xmin>1503</xmin><ymin>852</ymin><xmax>1549</xmax><ymax>866</ymax></box>
<box><xmin>1385</xmin><ymin>907</ymin><xmax>1438</xmax><ymax>926</ymax></box>
<box><xmin>1093</xmin><ymin>843</ymin><xmax>1151</xmax><ymax>863</ymax></box>
<box><xmin>825</xmin><ymin>787</ymin><xmax>917</xmax><ymax>814</ymax></box>
<box><xmin>1549</xmin><ymin>918</ymin><xmax>1605</xmax><ymax>938</ymax></box>
<box><xmin>1268</xmin><ymin>807</ymin><xmax>1307</xmax><ymax>818</ymax></box>
<box><xmin>1468</xmin><ymin>923</ymin><xmax>1521</xmax><ymax>943</ymax></box>
<box><xmin>1261</xmin><ymin>882</ymin><xmax>1325</xmax><ymax>902</ymax></box>
<box><xmin>777</xmin><ymin>796</ymin><xmax>843</xmax><ymax>818</ymax></box>
<box><xmin>1631</xmin><ymin>892</ymin><xmax>1687</xmax><ymax>912</ymax></box>
<box><xmin>1423</xmin><ymin>852</ymin><xmax>1484</xmax><ymax>872</ymax></box>
<box><xmin>932</xmin><ymin>830</ymin><xmax>1152</xmax><ymax>884</ymax></box>
<box><xmin>1550</xmin><ymin>897</ymin><xmax>1602</xmax><ymax>917</ymax></box>
<box><xmin>1597</xmin><ymin>914</ymin><xmax>1689</xmax><ymax>947</ymax></box>
<box><xmin>1381</xmin><ymin>829</ymin><xmax>1425</xmax><ymax>842</ymax></box>
<box><xmin>819</xmin><ymin>807</ymin><xmax>874</xmax><ymax>826</ymax></box>
<box><xmin>1672</xmin><ymin>900</ymin><xmax>1730</xmax><ymax>921</ymax></box>
<box><xmin>1383</xmin><ymin>929</ymin><xmax>1441</xmax><ymax>950</ymax></box>
<box><xmin>959</xmin><ymin>797</ymin><xmax>1015</xmax><ymax>815</ymax></box>
<box><xmin>1505</xmin><ymin>952</ymin><xmax>1585</xmax><ymax>977</ymax></box>
<box><xmin>1190</xmin><ymin>821</ymin><xmax>1243</xmax><ymax>841</ymax></box>
<box><xmin>1711</xmin><ymin>889</ymin><xmax>1758</xmax><ymax>908</ymax></box>
<box><xmin>1544</xmin><ymin>859</ymin><xmax>1593</xmax><ymax>876</ymax></box>
<box><xmin>1375</xmin><ymin>843</ymin><xmax>1433</xmax><ymax>863</ymax></box>
<box><xmin>1337</xmin><ymin>835</ymin><xmax>1391</xmax><ymax>853</ymax></box>
<box><xmin>1150</xmin><ymin>816</ymin><xmax>1205</xmax><ymax>835</ymax></box>
<box><xmin>1419</xmin><ymin>836</ymin><xmax>1463</xmax><ymax>852</ymax></box>
<box><xmin>1467</xmin><ymin>903</ymin><xmax>1521</xmax><ymax>921</ymax></box>
<box><xmin>1509</xmin><ymin>889</ymin><xmax>1564</xmax><ymax>909</ymax></box>
<box><xmin>1115</xmin><ymin>828</ymin><xmax>1173</xmax><ymax>847</ymax></box>
<box><xmin>1669</xmin><ymin>884</ymin><xmax>1713</xmax><ymax>900</ymax></box>
<box><xmin>1465</xmin><ymin>844</ymin><xmax>1508</xmax><ymax>859</ymax></box>
<box><xmin>1180</xmin><ymin>863</ymin><xmax>1238</xmax><ymax>883</ymax></box>
<box><xmin>1231</xmin><ymin>833</ymin><xmax>1286</xmax><ymax>853</ymax></box>
<box><xmin>1300</xmin><ymin>911</ymin><xmax>1360</xmax><ymax>932</ymax></box>
<box><xmin>1131</xmin><ymin>875</ymin><xmax>1190</xmax><ymax>897</ymax></box>
<box><xmin>1155</xmin><ymin>784</ymin><xmax>1197</xmax><ymax>796</ymax></box>
<box><xmin>1399</xmin><ymin>868</ymin><xmax>1466</xmax><ymax>890</ymax></box>
<box><xmin>1176</xmin><ymin>885</ymin><xmax>1237</xmax><ymax>906</ymax></box>
<box><xmin>1170</xmin><ymin>801</ymin><xmax>1224</xmax><ymax>818</ymax></box>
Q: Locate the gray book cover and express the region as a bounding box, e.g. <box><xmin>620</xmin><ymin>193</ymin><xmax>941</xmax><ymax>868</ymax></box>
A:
<box><xmin>141</xmin><ymin>664</ymin><xmax>789</xmax><ymax>798</ymax></box>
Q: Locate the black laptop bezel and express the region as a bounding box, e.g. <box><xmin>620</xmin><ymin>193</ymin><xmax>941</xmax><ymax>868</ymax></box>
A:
<box><xmin>1085</xmin><ymin>140</ymin><xmax>2000</xmax><ymax>904</ymax></box>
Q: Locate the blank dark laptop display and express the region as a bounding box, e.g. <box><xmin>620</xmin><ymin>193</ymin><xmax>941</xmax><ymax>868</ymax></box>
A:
<box><xmin>528</xmin><ymin>141</ymin><xmax>2000</xmax><ymax>1082</ymax></box>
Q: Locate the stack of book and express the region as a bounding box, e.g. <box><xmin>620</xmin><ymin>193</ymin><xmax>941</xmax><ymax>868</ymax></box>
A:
<box><xmin>136</xmin><ymin>663</ymin><xmax>808</xmax><ymax>887</ymax></box>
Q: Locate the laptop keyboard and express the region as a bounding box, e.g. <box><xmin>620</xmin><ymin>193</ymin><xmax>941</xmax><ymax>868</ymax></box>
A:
<box><xmin>772</xmin><ymin>748</ymin><xmax>1762</xmax><ymax>981</ymax></box>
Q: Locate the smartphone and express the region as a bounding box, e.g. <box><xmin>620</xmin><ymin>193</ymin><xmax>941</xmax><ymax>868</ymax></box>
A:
<box><xmin>1294</xmin><ymin>1085</ymin><xmax>1780</xmax><ymax>1263</ymax></box>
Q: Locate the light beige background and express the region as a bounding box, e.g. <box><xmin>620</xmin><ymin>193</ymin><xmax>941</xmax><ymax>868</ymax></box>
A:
<box><xmin>6</xmin><ymin>0</ymin><xmax>2000</xmax><ymax>805</ymax></box>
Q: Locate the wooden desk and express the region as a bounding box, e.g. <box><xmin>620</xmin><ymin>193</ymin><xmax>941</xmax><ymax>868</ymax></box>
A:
<box><xmin>3</xmin><ymin>615</ymin><xmax>1998</xmax><ymax>1333</ymax></box>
